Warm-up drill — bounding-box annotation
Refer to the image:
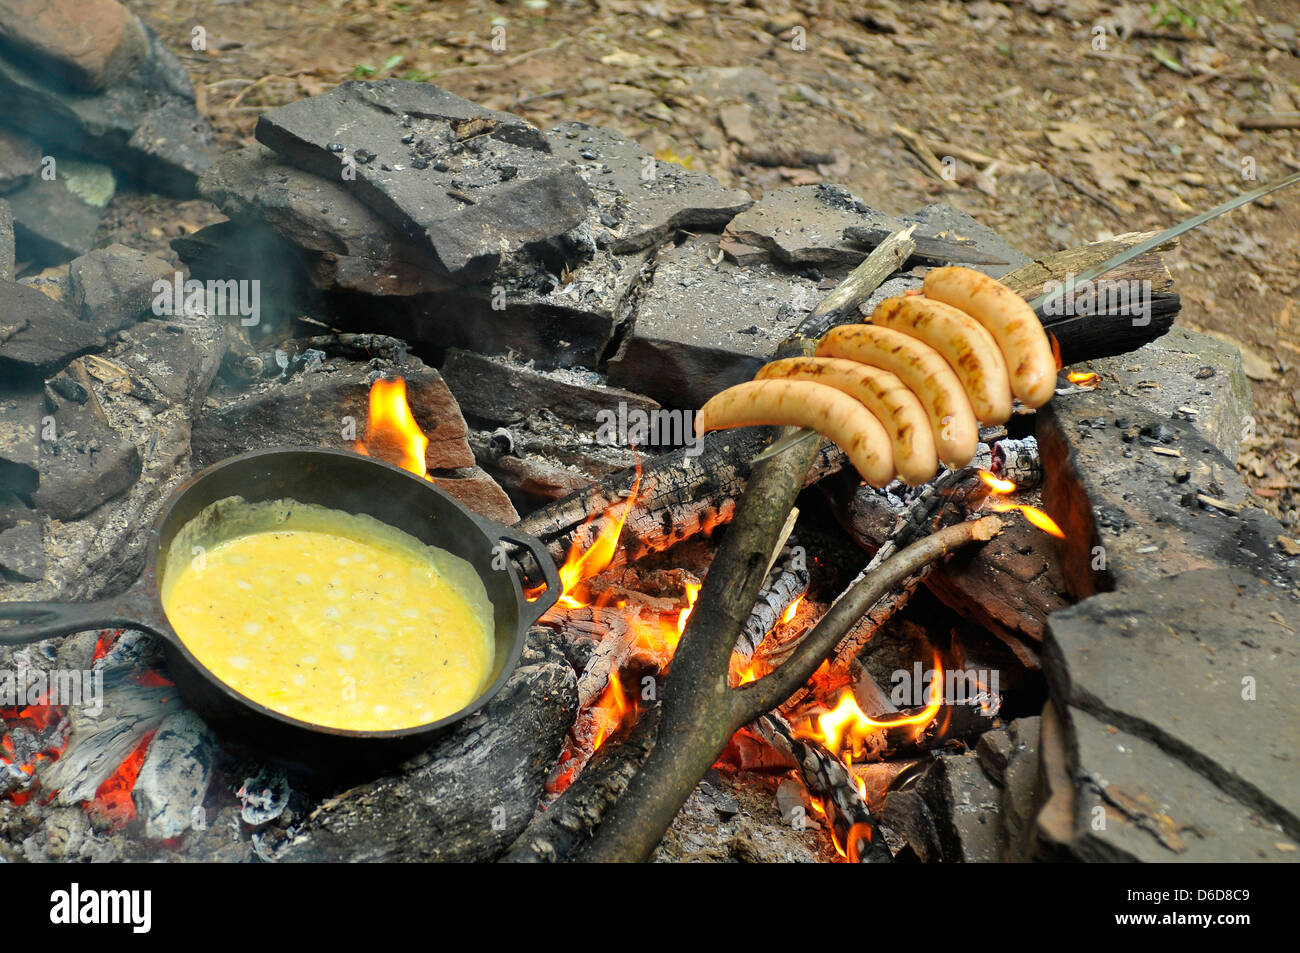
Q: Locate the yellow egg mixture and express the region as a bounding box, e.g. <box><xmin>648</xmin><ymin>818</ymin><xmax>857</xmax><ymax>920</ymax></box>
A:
<box><xmin>161</xmin><ymin>498</ymin><xmax>495</xmax><ymax>731</ymax></box>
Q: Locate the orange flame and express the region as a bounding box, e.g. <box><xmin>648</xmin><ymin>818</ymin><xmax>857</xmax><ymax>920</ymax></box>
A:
<box><xmin>978</xmin><ymin>470</ymin><xmax>1016</xmax><ymax>494</ymax></box>
<box><xmin>676</xmin><ymin>581</ymin><xmax>702</xmax><ymax>636</ymax></box>
<box><xmin>355</xmin><ymin>378</ymin><xmax>429</xmax><ymax>479</ymax></box>
<box><xmin>802</xmin><ymin>655</ymin><xmax>945</xmax><ymax>758</ymax></box>
<box><xmin>556</xmin><ymin>464</ymin><xmax>643</xmax><ymax>609</ymax></box>
<box><xmin>1067</xmin><ymin>370</ymin><xmax>1100</xmax><ymax>387</ymax></box>
<box><xmin>590</xmin><ymin>670</ymin><xmax>631</xmax><ymax>751</ymax></box>
<box><xmin>989</xmin><ymin>502</ymin><xmax>1066</xmax><ymax>538</ymax></box>
<box><xmin>978</xmin><ymin>470</ymin><xmax>1066</xmax><ymax>538</ymax></box>
<box><xmin>781</xmin><ymin>593</ymin><xmax>804</xmax><ymax>625</ymax></box>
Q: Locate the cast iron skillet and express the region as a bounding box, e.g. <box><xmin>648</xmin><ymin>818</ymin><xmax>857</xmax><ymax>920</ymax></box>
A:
<box><xmin>0</xmin><ymin>448</ymin><xmax>561</xmax><ymax>765</ymax></box>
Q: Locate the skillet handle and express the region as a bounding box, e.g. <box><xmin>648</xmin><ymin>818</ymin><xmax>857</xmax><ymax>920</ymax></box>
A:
<box><xmin>0</xmin><ymin>582</ymin><xmax>163</xmax><ymax>645</ymax></box>
<box><xmin>489</xmin><ymin>524</ymin><xmax>563</xmax><ymax>627</ymax></box>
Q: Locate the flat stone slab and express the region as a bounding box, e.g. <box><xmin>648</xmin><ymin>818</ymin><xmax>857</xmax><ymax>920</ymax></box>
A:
<box><xmin>607</xmin><ymin>234</ymin><xmax>917</xmax><ymax>408</ymax></box>
<box><xmin>0</xmin><ymin>279</ymin><xmax>105</xmax><ymax>377</ymax></box>
<box><xmin>0</xmin><ymin>27</ymin><xmax>215</xmax><ymax>196</ymax></box>
<box><xmin>31</xmin><ymin>400</ymin><xmax>142</xmax><ymax>521</ymax></box>
<box><xmin>198</xmin><ymin>145</ymin><xmax>450</xmax><ymax>298</ymax></box>
<box><xmin>546</xmin><ymin>121</ymin><xmax>753</xmax><ymax>253</ymax></box>
<box><xmin>5</xmin><ymin>164</ymin><xmax>110</xmax><ymax>263</ymax></box>
<box><xmin>894</xmin><ymin>202</ymin><xmax>1033</xmax><ymax>277</ymax></box>
<box><xmin>723</xmin><ymin>186</ymin><xmax>1028</xmax><ymax>275</ymax></box>
<box><xmin>70</xmin><ymin>243</ymin><xmax>173</xmax><ymax>330</ymax></box>
<box><xmin>1071</xmin><ymin>325</ymin><xmax>1253</xmax><ymax>462</ymax></box>
<box><xmin>256</xmin><ymin>80</ymin><xmax>591</xmax><ymax>283</ymax></box>
<box><xmin>1042</xmin><ymin>701</ymin><xmax>1299</xmax><ymax>861</ymax></box>
<box><xmin>1037</xmin><ymin>384</ymin><xmax>1293</xmax><ymax>599</ymax></box>
<box><xmin>1045</xmin><ymin>567</ymin><xmax>1300</xmax><ymax>850</ymax></box>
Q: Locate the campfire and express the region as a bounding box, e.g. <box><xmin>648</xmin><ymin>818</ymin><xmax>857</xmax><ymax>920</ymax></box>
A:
<box><xmin>2</xmin><ymin>27</ymin><xmax>1296</xmax><ymax>868</ymax></box>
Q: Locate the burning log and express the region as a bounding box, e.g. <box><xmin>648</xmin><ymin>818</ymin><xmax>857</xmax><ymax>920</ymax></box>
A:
<box><xmin>514</xmin><ymin>428</ymin><xmax>845</xmax><ymax>577</ymax></box>
<box><xmin>992</xmin><ymin>437</ymin><xmax>1041</xmax><ymax>489</ymax></box>
<box><xmin>501</xmin><ymin>704</ymin><xmax>661</xmax><ymax>863</ymax></box>
<box><xmin>751</xmin><ymin>711</ymin><xmax>889</xmax><ymax>862</ymax></box>
<box><xmin>733</xmin><ymin>542</ymin><xmax>810</xmax><ymax>662</ymax></box>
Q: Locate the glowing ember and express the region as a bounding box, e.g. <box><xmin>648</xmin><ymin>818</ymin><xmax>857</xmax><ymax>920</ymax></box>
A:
<box><xmin>83</xmin><ymin>732</ymin><xmax>153</xmax><ymax>830</ymax></box>
<box><xmin>1067</xmin><ymin>370</ymin><xmax>1100</xmax><ymax>388</ymax></box>
<box><xmin>355</xmin><ymin>377</ymin><xmax>430</xmax><ymax>478</ymax></box>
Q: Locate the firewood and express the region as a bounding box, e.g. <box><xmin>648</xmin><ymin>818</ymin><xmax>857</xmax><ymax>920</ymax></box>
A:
<box><xmin>500</xmin><ymin>705</ymin><xmax>660</xmax><ymax>863</ymax></box>
<box><xmin>733</xmin><ymin>542</ymin><xmax>810</xmax><ymax>662</ymax></box>
<box><xmin>752</xmin><ymin>711</ymin><xmax>890</xmax><ymax>862</ymax></box>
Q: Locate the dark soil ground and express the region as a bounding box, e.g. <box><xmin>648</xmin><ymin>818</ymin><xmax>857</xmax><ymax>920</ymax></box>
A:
<box><xmin>115</xmin><ymin>0</ymin><xmax>1300</xmax><ymax>531</ymax></box>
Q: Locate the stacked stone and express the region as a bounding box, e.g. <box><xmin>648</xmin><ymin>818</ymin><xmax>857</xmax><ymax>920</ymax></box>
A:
<box><xmin>0</xmin><ymin>0</ymin><xmax>216</xmax><ymax>265</ymax></box>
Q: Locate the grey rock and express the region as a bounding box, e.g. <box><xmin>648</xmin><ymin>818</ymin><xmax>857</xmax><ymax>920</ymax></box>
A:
<box><xmin>0</xmin><ymin>125</ymin><xmax>40</xmax><ymax>193</ymax></box>
<box><xmin>111</xmin><ymin>317</ymin><xmax>227</xmax><ymax>409</ymax></box>
<box><xmin>31</xmin><ymin>401</ymin><xmax>141</xmax><ymax>521</ymax></box>
<box><xmin>131</xmin><ymin>710</ymin><xmax>215</xmax><ymax>842</ymax></box>
<box><xmin>999</xmin><ymin>716</ymin><xmax>1040</xmax><ymax>861</ymax></box>
<box><xmin>975</xmin><ymin>727</ymin><xmax>1014</xmax><ymax>782</ymax></box>
<box><xmin>0</xmin><ymin>492</ymin><xmax>44</xmax><ymax>581</ymax></box>
<box><xmin>936</xmin><ymin>754</ymin><xmax>1005</xmax><ymax>863</ymax></box>
<box><xmin>255</xmin><ymin>80</ymin><xmax>591</xmax><ymax>282</ymax></box>
<box><xmin>897</xmin><ymin>202</ymin><xmax>1033</xmax><ymax>277</ymax></box>
<box><xmin>1038</xmin><ymin>384</ymin><xmax>1294</xmax><ymax>598</ymax></box>
<box><xmin>5</xmin><ymin>167</ymin><xmax>109</xmax><ymax>263</ymax></box>
<box><xmin>69</xmin><ymin>243</ymin><xmax>174</xmax><ymax>331</ymax></box>
<box><xmin>198</xmin><ymin>144</ymin><xmax>450</xmax><ymax>297</ymax></box>
<box><xmin>726</xmin><ymin>187</ymin><xmax>1027</xmax><ymax>272</ymax></box>
<box><xmin>725</xmin><ymin>184</ymin><xmax>893</xmax><ymax>265</ymax></box>
<box><xmin>0</xmin><ymin>27</ymin><xmax>215</xmax><ymax>196</ymax></box>
<box><xmin>0</xmin><ymin>279</ymin><xmax>105</xmax><ymax>377</ymax></box>
<box><xmin>190</xmin><ymin>353</ymin><xmax>474</xmax><ymax>472</ymax></box>
<box><xmin>1074</xmin><ymin>326</ymin><xmax>1253</xmax><ymax>461</ymax></box>
<box><xmin>1044</xmin><ymin>568</ymin><xmax>1300</xmax><ymax>848</ymax></box>
<box><xmin>547</xmin><ymin>121</ymin><xmax>753</xmax><ymax>253</ymax></box>
<box><xmin>348</xmin><ymin>234</ymin><xmax>652</xmax><ymax>370</ymax></box>
<box><xmin>0</xmin><ymin>197</ymin><xmax>13</xmax><ymax>280</ymax></box>
<box><xmin>608</xmin><ymin>234</ymin><xmax>915</xmax><ymax>407</ymax></box>
<box><xmin>441</xmin><ymin>348</ymin><xmax>659</xmax><ymax>428</ymax></box>
<box><xmin>0</xmin><ymin>384</ymin><xmax>42</xmax><ymax>493</ymax></box>
<box><xmin>1049</xmin><ymin>704</ymin><xmax>1299</xmax><ymax>861</ymax></box>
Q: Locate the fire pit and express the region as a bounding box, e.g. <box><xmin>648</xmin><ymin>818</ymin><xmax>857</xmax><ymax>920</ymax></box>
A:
<box><xmin>1</xmin><ymin>18</ymin><xmax>1297</xmax><ymax>867</ymax></box>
